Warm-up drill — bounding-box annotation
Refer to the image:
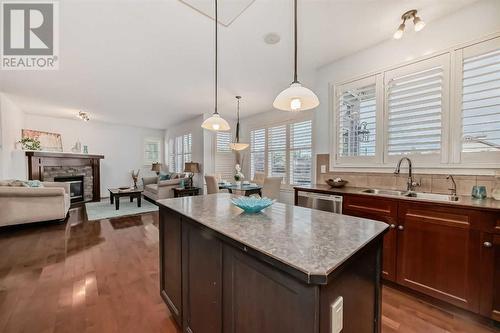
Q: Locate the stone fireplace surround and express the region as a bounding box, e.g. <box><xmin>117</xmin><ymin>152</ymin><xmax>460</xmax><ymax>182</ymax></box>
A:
<box><xmin>26</xmin><ymin>151</ymin><xmax>104</xmax><ymax>203</ymax></box>
<box><xmin>45</xmin><ymin>166</ymin><xmax>93</xmax><ymax>202</ymax></box>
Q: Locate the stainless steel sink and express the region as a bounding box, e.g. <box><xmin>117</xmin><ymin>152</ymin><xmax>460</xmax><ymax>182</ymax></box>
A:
<box><xmin>405</xmin><ymin>192</ymin><xmax>459</xmax><ymax>202</ymax></box>
<box><xmin>360</xmin><ymin>188</ymin><xmax>459</xmax><ymax>202</ymax></box>
<box><xmin>360</xmin><ymin>189</ymin><xmax>408</xmax><ymax>196</ymax></box>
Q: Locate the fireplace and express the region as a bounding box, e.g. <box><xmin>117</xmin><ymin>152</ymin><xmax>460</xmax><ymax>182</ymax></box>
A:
<box><xmin>55</xmin><ymin>175</ymin><xmax>84</xmax><ymax>203</ymax></box>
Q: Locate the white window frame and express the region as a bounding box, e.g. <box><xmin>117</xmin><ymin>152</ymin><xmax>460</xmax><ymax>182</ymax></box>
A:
<box><xmin>451</xmin><ymin>37</ymin><xmax>500</xmax><ymax>166</ymax></box>
<box><xmin>384</xmin><ymin>53</ymin><xmax>451</xmax><ymax>166</ymax></box>
<box><xmin>214</xmin><ymin>131</ymin><xmax>235</xmax><ymax>181</ymax></box>
<box><xmin>332</xmin><ymin>74</ymin><xmax>384</xmax><ymax>166</ymax></box>
<box><xmin>249</xmin><ymin>116</ymin><xmax>313</xmax><ymax>186</ymax></box>
<box><xmin>169</xmin><ymin>133</ymin><xmax>192</xmax><ymax>173</ymax></box>
<box><xmin>329</xmin><ymin>33</ymin><xmax>500</xmax><ymax>172</ymax></box>
<box><xmin>144</xmin><ymin>137</ymin><xmax>162</xmax><ymax>166</ymax></box>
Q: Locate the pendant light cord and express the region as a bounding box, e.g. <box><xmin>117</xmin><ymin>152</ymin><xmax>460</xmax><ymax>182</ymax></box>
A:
<box><xmin>293</xmin><ymin>0</ymin><xmax>298</xmax><ymax>83</ymax></box>
<box><xmin>214</xmin><ymin>0</ymin><xmax>219</xmax><ymax>115</ymax></box>
<box><xmin>236</xmin><ymin>96</ymin><xmax>241</xmax><ymax>143</ymax></box>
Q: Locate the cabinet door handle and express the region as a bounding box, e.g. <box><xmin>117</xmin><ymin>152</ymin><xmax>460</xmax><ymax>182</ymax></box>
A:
<box><xmin>483</xmin><ymin>241</ymin><xmax>493</xmax><ymax>248</ymax></box>
<box><xmin>389</xmin><ymin>224</ymin><xmax>396</xmax><ymax>229</ymax></box>
<box><xmin>398</xmin><ymin>225</ymin><xmax>404</xmax><ymax>231</ymax></box>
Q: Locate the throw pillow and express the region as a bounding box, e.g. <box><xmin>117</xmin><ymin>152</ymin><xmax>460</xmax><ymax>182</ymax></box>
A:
<box><xmin>24</xmin><ymin>180</ymin><xmax>44</xmax><ymax>187</ymax></box>
<box><xmin>159</xmin><ymin>172</ymin><xmax>170</xmax><ymax>181</ymax></box>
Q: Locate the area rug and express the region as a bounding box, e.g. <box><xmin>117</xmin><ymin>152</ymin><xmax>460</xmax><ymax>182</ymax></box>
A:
<box><xmin>85</xmin><ymin>199</ymin><xmax>158</xmax><ymax>221</ymax></box>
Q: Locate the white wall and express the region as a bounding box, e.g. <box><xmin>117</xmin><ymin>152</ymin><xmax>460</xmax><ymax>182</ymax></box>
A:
<box><xmin>24</xmin><ymin>114</ymin><xmax>164</xmax><ymax>196</ymax></box>
<box><xmin>0</xmin><ymin>93</ymin><xmax>26</xmax><ymax>179</ymax></box>
<box><xmin>313</xmin><ymin>0</ymin><xmax>500</xmax><ymax>154</ymax></box>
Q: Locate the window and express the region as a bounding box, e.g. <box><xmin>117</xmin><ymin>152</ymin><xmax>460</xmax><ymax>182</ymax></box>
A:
<box><xmin>250</xmin><ymin>120</ymin><xmax>312</xmax><ymax>185</ymax></box>
<box><xmin>250</xmin><ymin>128</ymin><xmax>266</xmax><ymax>180</ymax></box>
<box><xmin>169</xmin><ymin>133</ymin><xmax>192</xmax><ymax>173</ymax></box>
<box><xmin>144</xmin><ymin>138</ymin><xmax>161</xmax><ymax>165</ymax></box>
<box><xmin>290</xmin><ymin>120</ymin><xmax>312</xmax><ymax>185</ymax></box>
<box><xmin>385</xmin><ymin>54</ymin><xmax>448</xmax><ymax>163</ymax></box>
<box><xmin>460</xmin><ymin>38</ymin><xmax>500</xmax><ymax>163</ymax></box>
<box><xmin>215</xmin><ymin>132</ymin><xmax>234</xmax><ymax>181</ymax></box>
<box><xmin>335</xmin><ymin>75</ymin><xmax>379</xmax><ymax>163</ymax></box>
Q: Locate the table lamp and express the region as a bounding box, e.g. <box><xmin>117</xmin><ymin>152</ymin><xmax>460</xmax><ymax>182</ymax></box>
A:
<box><xmin>184</xmin><ymin>162</ymin><xmax>200</xmax><ymax>188</ymax></box>
<box><xmin>151</xmin><ymin>162</ymin><xmax>162</xmax><ymax>176</ymax></box>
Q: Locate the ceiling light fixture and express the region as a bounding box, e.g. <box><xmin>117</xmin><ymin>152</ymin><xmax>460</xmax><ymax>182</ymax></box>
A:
<box><xmin>229</xmin><ymin>96</ymin><xmax>249</xmax><ymax>151</ymax></box>
<box><xmin>393</xmin><ymin>9</ymin><xmax>425</xmax><ymax>40</ymax></box>
<box><xmin>78</xmin><ymin>111</ymin><xmax>90</xmax><ymax>122</ymax></box>
<box><xmin>273</xmin><ymin>0</ymin><xmax>319</xmax><ymax>112</ymax></box>
<box><xmin>201</xmin><ymin>0</ymin><xmax>230</xmax><ymax>132</ymax></box>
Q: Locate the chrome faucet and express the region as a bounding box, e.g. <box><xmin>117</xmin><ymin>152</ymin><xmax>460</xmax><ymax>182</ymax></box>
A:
<box><xmin>446</xmin><ymin>175</ymin><xmax>457</xmax><ymax>198</ymax></box>
<box><xmin>394</xmin><ymin>157</ymin><xmax>419</xmax><ymax>191</ymax></box>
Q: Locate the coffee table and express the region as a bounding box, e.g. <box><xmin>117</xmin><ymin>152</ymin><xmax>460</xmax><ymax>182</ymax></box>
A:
<box><xmin>108</xmin><ymin>187</ymin><xmax>143</xmax><ymax>210</ymax></box>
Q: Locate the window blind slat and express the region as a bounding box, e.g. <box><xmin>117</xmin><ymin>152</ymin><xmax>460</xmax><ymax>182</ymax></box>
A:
<box><xmin>462</xmin><ymin>46</ymin><xmax>500</xmax><ymax>153</ymax></box>
<box><xmin>387</xmin><ymin>65</ymin><xmax>443</xmax><ymax>156</ymax></box>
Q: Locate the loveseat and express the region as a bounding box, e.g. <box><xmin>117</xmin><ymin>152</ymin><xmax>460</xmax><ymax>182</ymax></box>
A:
<box><xmin>0</xmin><ymin>181</ymin><xmax>71</xmax><ymax>227</ymax></box>
<box><xmin>142</xmin><ymin>175</ymin><xmax>190</xmax><ymax>201</ymax></box>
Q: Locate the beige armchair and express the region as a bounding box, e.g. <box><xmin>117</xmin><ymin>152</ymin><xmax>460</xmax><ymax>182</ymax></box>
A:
<box><xmin>262</xmin><ymin>177</ymin><xmax>282</xmax><ymax>200</ymax></box>
<box><xmin>0</xmin><ymin>181</ymin><xmax>70</xmax><ymax>227</ymax></box>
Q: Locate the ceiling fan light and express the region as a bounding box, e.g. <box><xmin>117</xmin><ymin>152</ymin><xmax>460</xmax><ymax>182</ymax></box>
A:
<box><xmin>393</xmin><ymin>23</ymin><xmax>405</xmax><ymax>39</ymax></box>
<box><xmin>273</xmin><ymin>82</ymin><xmax>319</xmax><ymax>111</ymax></box>
<box><xmin>413</xmin><ymin>16</ymin><xmax>425</xmax><ymax>32</ymax></box>
<box><xmin>201</xmin><ymin>113</ymin><xmax>231</xmax><ymax>132</ymax></box>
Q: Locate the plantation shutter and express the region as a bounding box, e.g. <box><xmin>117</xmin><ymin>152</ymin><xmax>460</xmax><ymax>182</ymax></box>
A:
<box><xmin>183</xmin><ymin>133</ymin><xmax>192</xmax><ymax>167</ymax></box>
<box><xmin>386</xmin><ymin>56</ymin><xmax>448</xmax><ymax>159</ymax></box>
<box><xmin>290</xmin><ymin>120</ymin><xmax>312</xmax><ymax>185</ymax></box>
<box><xmin>267</xmin><ymin>125</ymin><xmax>287</xmax><ymax>181</ymax></box>
<box><xmin>250</xmin><ymin>128</ymin><xmax>265</xmax><ymax>180</ymax></box>
<box><xmin>337</xmin><ymin>81</ymin><xmax>377</xmax><ymax>157</ymax></box>
<box><xmin>168</xmin><ymin>139</ymin><xmax>175</xmax><ymax>172</ymax></box>
<box><xmin>215</xmin><ymin>132</ymin><xmax>234</xmax><ymax>181</ymax></box>
<box><xmin>462</xmin><ymin>45</ymin><xmax>500</xmax><ymax>153</ymax></box>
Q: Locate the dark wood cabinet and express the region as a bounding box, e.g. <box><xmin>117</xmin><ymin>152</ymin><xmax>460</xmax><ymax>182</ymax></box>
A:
<box><xmin>182</xmin><ymin>222</ymin><xmax>222</xmax><ymax>333</ymax></box>
<box><xmin>159</xmin><ymin>207</ymin><xmax>183</xmax><ymax>326</ymax></box>
<box><xmin>397</xmin><ymin>202</ymin><xmax>481</xmax><ymax>312</ymax></box>
<box><xmin>222</xmin><ymin>244</ymin><xmax>318</xmax><ymax>333</ymax></box>
<box><xmin>343</xmin><ymin>195</ymin><xmax>398</xmax><ymax>282</ymax></box>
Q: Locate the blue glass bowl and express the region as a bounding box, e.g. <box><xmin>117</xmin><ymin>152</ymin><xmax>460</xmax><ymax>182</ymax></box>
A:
<box><xmin>231</xmin><ymin>196</ymin><xmax>275</xmax><ymax>213</ymax></box>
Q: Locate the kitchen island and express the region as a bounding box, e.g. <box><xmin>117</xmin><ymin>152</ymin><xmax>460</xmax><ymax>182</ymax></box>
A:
<box><xmin>157</xmin><ymin>193</ymin><xmax>388</xmax><ymax>333</ymax></box>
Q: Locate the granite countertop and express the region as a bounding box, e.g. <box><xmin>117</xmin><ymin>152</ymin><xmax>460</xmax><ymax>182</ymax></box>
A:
<box><xmin>294</xmin><ymin>184</ymin><xmax>500</xmax><ymax>212</ymax></box>
<box><xmin>157</xmin><ymin>193</ymin><xmax>388</xmax><ymax>284</ymax></box>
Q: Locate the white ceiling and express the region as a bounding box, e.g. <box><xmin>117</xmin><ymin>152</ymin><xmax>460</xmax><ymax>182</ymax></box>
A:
<box><xmin>0</xmin><ymin>0</ymin><xmax>478</xmax><ymax>129</ymax></box>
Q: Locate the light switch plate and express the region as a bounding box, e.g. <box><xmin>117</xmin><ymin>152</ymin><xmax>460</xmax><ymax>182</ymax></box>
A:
<box><xmin>331</xmin><ymin>296</ymin><xmax>343</xmax><ymax>333</ymax></box>
<box><xmin>321</xmin><ymin>165</ymin><xmax>327</xmax><ymax>173</ymax></box>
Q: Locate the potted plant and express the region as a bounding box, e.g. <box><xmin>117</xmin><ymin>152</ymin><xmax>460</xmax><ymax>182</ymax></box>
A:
<box><xmin>18</xmin><ymin>137</ymin><xmax>41</xmax><ymax>151</ymax></box>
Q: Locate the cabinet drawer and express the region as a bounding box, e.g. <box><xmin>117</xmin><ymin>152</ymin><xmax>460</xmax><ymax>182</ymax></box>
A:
<box><xmin>343</xmin><ymin>194</ymin><xmax>398</xmax><ymax>219</ymax></box>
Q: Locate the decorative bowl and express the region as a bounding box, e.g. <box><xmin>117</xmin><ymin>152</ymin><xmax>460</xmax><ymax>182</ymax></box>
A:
<box><xmin>231</xmin><ymin>196</ymin><xmax>275</xmax><ymax>214</ymax></box>
<box><xmin>325</xmin><ymin>179</ymin><xmax>348</xmax><ymax>188</ymax></box>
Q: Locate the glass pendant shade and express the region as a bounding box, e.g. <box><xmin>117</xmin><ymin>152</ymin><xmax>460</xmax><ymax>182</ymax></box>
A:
<box><xmin>273</xmin><ymin>82</ymin><xmax>319</xmax><ymax>111</ymax></box>
<box><xmin>201</xmin><ymin>113</ymin><xmax>230</xmax><ymax>131</ymax></box>
<box><xmin>228</xmin><ymin>142</ymin><xmax>249</xmax><ymax>151</ymax></box>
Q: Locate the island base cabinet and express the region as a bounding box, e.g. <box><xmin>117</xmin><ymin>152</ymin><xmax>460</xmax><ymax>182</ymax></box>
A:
<box><xmin>222</xmin><ymin>244</ymin><xmax>319</xmax><ymax>333</ymax></box>
<box><xmin>159</xmin><ymin>207</ymin><xmax>183</xmax><ymax>327</ymax></box>
<box><xmin>182</xmin><ymin>222</ymin><xmax>222</xmax><ymax>333</ymax></box>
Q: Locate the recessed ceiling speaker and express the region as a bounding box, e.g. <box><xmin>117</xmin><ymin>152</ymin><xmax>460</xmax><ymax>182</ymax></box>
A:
<box><xmin>264</xmin><ymin>33</ymin><xmax>281</xmax><ymax>45</ymax></box>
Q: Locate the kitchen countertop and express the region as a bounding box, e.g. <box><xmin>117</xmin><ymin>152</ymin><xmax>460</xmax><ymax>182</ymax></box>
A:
<box><xmin>157</xmin><ymin>193</ymin><xmax>388</xmax><ymax>284</ymax></box>
<box><xmin>294</xmin><ymin>184</ymin><xmax>500</xmax><ymax>212</ymax></box>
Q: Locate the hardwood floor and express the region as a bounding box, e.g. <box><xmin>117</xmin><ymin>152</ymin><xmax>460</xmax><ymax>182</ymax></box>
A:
<box><xmin>0</xmin><ymin>207</ymin><xmax>498</xmax><ymax>333</ymax></box>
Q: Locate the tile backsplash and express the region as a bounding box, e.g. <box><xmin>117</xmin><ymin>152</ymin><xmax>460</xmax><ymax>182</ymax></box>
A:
<box><xmin>316</xmin><ymin>154</ymin><xmax>499</xmax><ymax>197</ymax></box>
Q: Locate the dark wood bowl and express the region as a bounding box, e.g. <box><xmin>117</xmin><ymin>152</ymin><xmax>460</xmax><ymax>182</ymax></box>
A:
<box><xmin>325</xmin><ymin>179</ymin><xmax>348</xmax><ymax>188</ymax></box>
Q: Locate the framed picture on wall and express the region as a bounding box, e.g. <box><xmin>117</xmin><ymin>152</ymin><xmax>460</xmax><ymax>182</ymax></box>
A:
<box><xmin>22</xmin><ymin>129</ymin><xmax>63</xmax><ymax>152</ymax></box>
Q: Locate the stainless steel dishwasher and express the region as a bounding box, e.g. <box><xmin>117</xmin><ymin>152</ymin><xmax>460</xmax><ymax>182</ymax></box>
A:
<box><xmin>297</xmin><ymin>191</ymin><xmax>343</xmax><ymax>214</ymax></box>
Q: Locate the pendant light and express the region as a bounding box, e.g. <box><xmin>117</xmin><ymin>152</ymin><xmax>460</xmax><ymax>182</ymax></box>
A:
<box><xmin>201</xmin><ymin>0</ymin><xmax>231</xmax><ymax>132</ymax></box>
<box><xmin>229</xmin><ymin>96</ymin><xmax>249</xmax><ymax>151</ymax></box>
<box><xmin>273</xmin><ymin>0</ymin><xmax>319</xmax><ymax>112</ymax></box>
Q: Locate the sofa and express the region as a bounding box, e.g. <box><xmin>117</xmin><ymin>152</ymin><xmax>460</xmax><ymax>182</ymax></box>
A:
<box><xmin>0</xmin><ymin>181</ymin><xmax>71</xmax><ymax>227</ymax></box>
<box><xmin>142</xmin><ymin>175</ymin><xmax>190</xmax><ymax>201</ymax></box>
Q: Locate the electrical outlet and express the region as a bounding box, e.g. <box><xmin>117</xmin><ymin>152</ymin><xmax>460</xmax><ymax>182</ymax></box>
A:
<box><xmin>321</xmin><ymin>165</ymin><xmax>327</xmax><ymax>173</ymax></box>
<box><xmin>331</xmin><ymin>296</ymin><xmax>343</xmax><ymax>333</ymax></box>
